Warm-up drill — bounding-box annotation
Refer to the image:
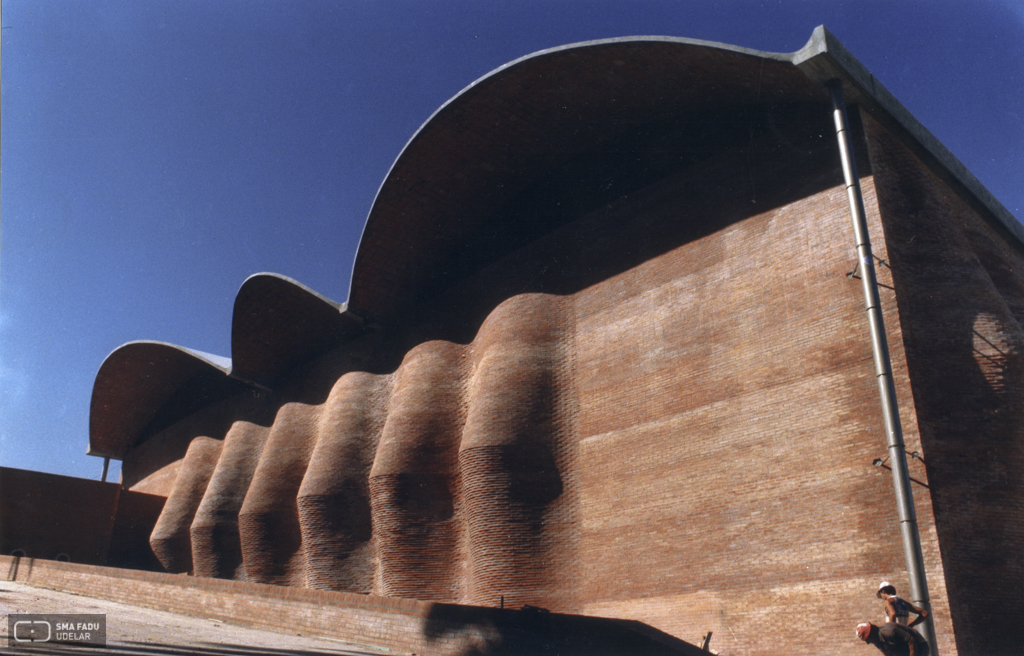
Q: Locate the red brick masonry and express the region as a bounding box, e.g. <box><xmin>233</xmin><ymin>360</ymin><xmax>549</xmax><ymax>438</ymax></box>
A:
<box><xmin>1</xmin><ymin>555</ymin><xmax>704</xmax><ymax>655</ymax></box>
<box><xmin>70</xmin><ymin>34</ymin><xmax>1024</xmax><ymax>656</ymax></box>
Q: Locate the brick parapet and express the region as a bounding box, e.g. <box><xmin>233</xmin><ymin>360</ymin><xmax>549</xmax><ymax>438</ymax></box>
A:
<box><xmin>1</xmin><ymin>555</ymin><xmax>702</xmax><ymax>655</ymax></box>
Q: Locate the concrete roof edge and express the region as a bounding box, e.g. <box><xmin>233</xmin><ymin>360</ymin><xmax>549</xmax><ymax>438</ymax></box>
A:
<box><xmin>344</xmin><ymin>35</ymin><xmax>792</xmax><ymax>314</ymax></box>
<box><xmin>89</xmin><ymin>340</ymin><xmax>236</xmax><ymax>459</ymax></box>
<box><xmin>238</xmin><ymin>272</ymin><xmax>346</xmax><ymax>313</ymax></box>
<box><xmin>85</xmin><ymin>448</ymin><xmax>123</xmax><ymax>460</ymax></box>
<box><xmin>97</xmin><ymin>340</ymin><xmax>233</xmax><ymax>375</ymax></box>
<box><xmin>234</xmin><ymin>271</ymin><xmax>364</xmax><ymax>334</ymax></box>
<box><xmin>793</xmin><ymin>25</ymin><xmax>1024</xmax><ymax>246</ymax></box>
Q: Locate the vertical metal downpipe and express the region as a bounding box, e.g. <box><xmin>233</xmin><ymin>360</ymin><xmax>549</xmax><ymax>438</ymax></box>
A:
<box><xmin>828</xmin><ymin>79</ymin><xmax>937</xmax><ymax>652</ymax></box>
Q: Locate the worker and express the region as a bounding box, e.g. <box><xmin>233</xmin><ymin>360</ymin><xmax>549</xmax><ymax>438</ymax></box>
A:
<box><xmin>856</xmin><ymin>622</ymin><xmax>930</xmax><ymax>656</ymax></box>
<box><xmin>877</xmin><ymin>581</ymin><xmax>929</xmax><ymax>627</ymax></box>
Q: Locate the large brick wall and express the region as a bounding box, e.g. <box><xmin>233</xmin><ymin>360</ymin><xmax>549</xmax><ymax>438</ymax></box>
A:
<box><xmin>150</xmin><ymin>436</ymin><xmax>222</xmax><ymax>572</ymax></box>
<box><xmin>526</xmin><ymin>112</ymin><xmax>952</xmax><ymax>654</ymax></box>
<box><xmin>7</xmin><ymin>33</ymin><xmax>1012</xmax><ymax>656</ymax></box>
<box><xmin>109</xmin><ymin>105</ymin><xmax>987</xmax><ymax>656</ymax></box>
<box><xmin>866</xmin><ymin>112</ymin><xmax>1024</xmax><ymax>656</ymax></box>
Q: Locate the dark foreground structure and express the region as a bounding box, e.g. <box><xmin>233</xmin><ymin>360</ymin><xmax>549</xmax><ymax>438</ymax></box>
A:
<box><xmin>5</xmin><ymin>27</ymin><xmax>1022</xmax><ymax>656</ymax></box>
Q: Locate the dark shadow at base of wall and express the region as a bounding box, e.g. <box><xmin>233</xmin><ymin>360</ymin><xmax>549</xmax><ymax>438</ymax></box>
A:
<box><xmin>423</xmin><ymin>603</ymin><xmax>708</xmax><ymax>656</ymax></box>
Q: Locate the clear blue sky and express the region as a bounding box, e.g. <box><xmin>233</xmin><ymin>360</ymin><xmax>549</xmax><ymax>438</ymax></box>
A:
<box><xmin>2</xmin><ymin>1</ymin><xmax>1022</xmax><ymax>483</ymax></box>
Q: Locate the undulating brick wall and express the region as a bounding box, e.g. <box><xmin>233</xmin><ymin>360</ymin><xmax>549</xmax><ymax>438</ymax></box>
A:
<box><xmin>114</xmin><ymin>103</ymin><xmax>1022</xmax><ymax>655</ymax></box>
<box><xmin>191</xmin><ymin>398</ymin><xmax>273</xmax><ymax>581</ymax></box>
<box><xmin>866</xmin><ymin>112</ymin><xmax>1024</xmax><ymax>656</ymax></box>
<box><xmin>137</xmin><ymin>293</ymin><xmax>579</xmax><ymax>611</ymax></box>
<box><xmin>298</xmin><ymin>370</ymin><xmax>389</xmax><ymax>592</ymax></box>
<box><xmin>150</xmin><ymin>436</ymin><xmax>222</xmax><ymax>573</ymax></box>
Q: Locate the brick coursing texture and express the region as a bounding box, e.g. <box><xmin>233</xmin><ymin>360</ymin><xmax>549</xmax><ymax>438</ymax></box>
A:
<box><xmin>866</xmin><ymin>113</ymin><xmax>1024</xmax><ymax>656</ymax></box>
<box><xmin>150</xmin><ymin>436</ymin><xmax>222</xmax><ymax>573</ymax></box>
<box><xmin>457</xmin><ymin>294</ymin><xmax>577</xmax><ymax>610</ymax></box>
<box><xmin>239</xmin><ymin>400</ymin><xmax>321</xmax><ymax>587</ymax></box>
<box><xmin>370</xmin><ymin>339</ymin><xmax>466</xmax><ymax>601</ymax></box>
<box><xmin>143</xmin><ymin>294</ymin><xmax>579</xmax><ymax>612</ymax></box>
<box><xmin>298</xmin><ymin>371</ymin><xmax>390</xmax><ymax>592</ymax></box>
<box><xmin>2</xmin><ymin>556</ymin><xmax>705</xmax><ymax>655</ymax></box>
<box><xmin>191</xmin><ymin>409</ymin><xmax>271</xmax><ymax>580</ymax></box>
<box><xmin>122</xmin><ymin>104</ymin><xmax>1018</xmax><ymax>655</ymax></box>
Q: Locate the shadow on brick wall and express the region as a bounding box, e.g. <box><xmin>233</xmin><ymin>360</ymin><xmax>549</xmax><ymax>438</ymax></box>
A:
<box><xmin>422</xmin><ymin>603</ymin><xmax>708</xmax><ymax>655</ymax></box>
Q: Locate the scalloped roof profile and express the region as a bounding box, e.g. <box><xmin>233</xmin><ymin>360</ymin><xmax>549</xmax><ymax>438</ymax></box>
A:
<box><xmin>230</xmin><ymin>273</ymin><xmax>362</xmax><ymax>387</ymax></box>
<box><xmin>344</xmin><ymin>26</ymin><xmax>1021</xmax><ymax>323</ymax></box>
<box><xmin>87</xmin><ymin>26</ymin><xmax>1021</xmax><ymax>461</ymax></box>
<box><xmin>89</xmin><ymin>274</ymin><xmax>361</xmax><ymax>459</ymax></box>
<box><xmin>88</xmin><ymin>342</ymin><xmax>237</xmax><ymax>459</ymax></box>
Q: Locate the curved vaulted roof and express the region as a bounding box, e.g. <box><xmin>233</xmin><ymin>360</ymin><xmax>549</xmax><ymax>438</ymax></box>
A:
<box><xmin>90</xmin><ymin>26</ymin><xmax>1020</xmax><ymax>461</ymax></box>
<box><xmin>90</xmin><ymin>275</ymin><xmax>360</xmax><ymax>459</ymax></box>
<box><xmin>230</xmin><ymin>273</ymin><xmax>362</xmax><ymax>387</ymax></box>
<box><xmin>345</xmin><ymin>28</ymin><xmax>1020</xmax><ymax>322</ymax></box>
<box><xmin>344</xmin><ymin>36</ymin><xmax>820</xmax><ymax>322</ymax></box>
<box><xmin>88</xmin><ymin>341</ymin><xmax>240</xmax><ymax>459</ymax></box>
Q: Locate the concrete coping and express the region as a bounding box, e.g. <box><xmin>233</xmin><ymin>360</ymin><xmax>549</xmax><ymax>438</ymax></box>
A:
<box><xmin>792</xmin><ymin>25</ymin><xmax>1023</xmax><ymax>245</ymax></box>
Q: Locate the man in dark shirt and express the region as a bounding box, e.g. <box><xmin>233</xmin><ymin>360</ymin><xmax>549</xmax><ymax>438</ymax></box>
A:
<box><xmin>877</xmin><ymin>581</ymin><xmax>929</xmax><ymax>628</ymax></box>
<box><xmin>856</xmin><ymin>622</ymin><xmax>930</xmax><ymax>656</ymax></box>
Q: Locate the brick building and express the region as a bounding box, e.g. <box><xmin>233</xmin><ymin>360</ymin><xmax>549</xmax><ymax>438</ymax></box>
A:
<box><xmin>10</xmin><ymin>27</ymin><xmax>1022</xmax><ymax>655</ymax></box>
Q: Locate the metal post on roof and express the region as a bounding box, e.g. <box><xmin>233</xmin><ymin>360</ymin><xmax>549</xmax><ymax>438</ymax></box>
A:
<box><xmin>827</xmin><ymin>78</ymin><xmax>938</xmax><ymax>653</ymax></box>
<box><xmin>101</xmin><ymin>457</ymin><xmax>110</xmax><ymax>483</ymax></box>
